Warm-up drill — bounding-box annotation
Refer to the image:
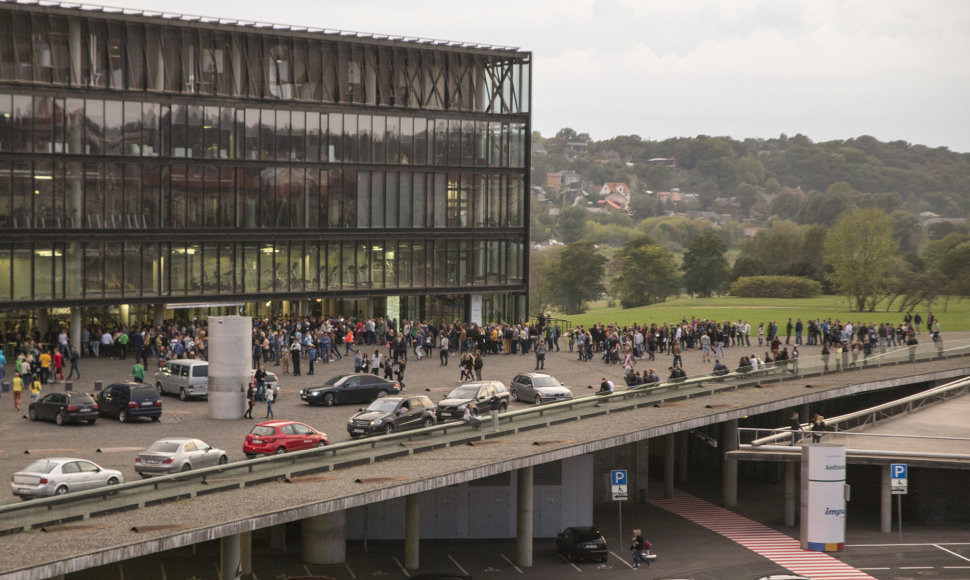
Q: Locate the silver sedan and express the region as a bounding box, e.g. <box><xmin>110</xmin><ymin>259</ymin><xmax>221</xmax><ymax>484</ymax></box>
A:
<box><xmin>509</xmin><ymin>373</ymin><xmax>574</xmax><ymax>404</ymax></box>
<box><xmin>135</xmin><ymin>438</ymin><xmax>229</xmax><ymax>478</ymax></box>
<box><xmin>11</xmin><ymin>458</ymin><xmax>123</xmax><ymax>500</ymax></box>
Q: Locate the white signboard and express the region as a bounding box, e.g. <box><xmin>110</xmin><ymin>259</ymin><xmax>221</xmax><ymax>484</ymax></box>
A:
<box><xmin>801</xmin><ymin>444</ymin><xmax>846</xmax><ymax>552</ymax></box>
<box><xmin>470</xmin><ymin>294</ymin><xmax>483</xmax><ymax>326</ymax></box>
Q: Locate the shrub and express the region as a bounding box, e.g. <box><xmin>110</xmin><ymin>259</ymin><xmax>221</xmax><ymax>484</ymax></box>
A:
<box><xmin>730</xmin><ymin>275</ymin><xmax>822</xmax><ymax>298</ymax></box>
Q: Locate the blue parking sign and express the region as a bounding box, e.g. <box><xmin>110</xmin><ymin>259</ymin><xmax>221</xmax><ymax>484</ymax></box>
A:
<box><xmin>611</xmin><ymin>469</ymin><xmax>627</xmax><ymax>486</ymax></box>
<box><xmin>891</xmin><ymin>464</ymin><xmax>907</xmax><ymax>480</ymax></box>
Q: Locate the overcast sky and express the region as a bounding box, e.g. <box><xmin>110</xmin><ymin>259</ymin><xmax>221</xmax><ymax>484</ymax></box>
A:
<box><xmin>85</xmin><ymin>0</ymin><xmax>970</xmax><ymax>152</ymax></box>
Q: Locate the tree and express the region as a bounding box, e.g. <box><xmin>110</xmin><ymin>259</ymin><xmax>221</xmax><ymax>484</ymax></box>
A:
<box><xmin>682</xmin><ymin>231</ymin><xmax>730</xmax><ymax>298</ymax></box>
<box><xmin>609</xmin><ymin>236</ymin><xmax>681</xmax><ymax>307</ymax></box>
<box><xmin>546</xmin><ymin>240</ymin><xmax>606</xmax><ymax>314</ymax></box>
<box><xmin>824</xmin><ymin>207</ymin><xmax>898</xmax><ymax>311</ymax></box>
<box><xmin>555</xmin><ymin>206</ymin><xmax>588</xmax><ymax>244</ymax></box>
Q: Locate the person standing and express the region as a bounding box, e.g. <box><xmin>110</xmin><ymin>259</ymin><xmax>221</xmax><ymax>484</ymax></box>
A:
<box><xmin>371</xmin><ymin>350</ymin><xmax>382</xmax><ymax>376</ymax></box>
<box><xmin>535</xmin><ymin>341</ymin><xmax>546</xmax><ymax>370</ymax></box>
<box><xmin>474</xmin><ymin>350</ymin><xmax>484</xmax><ymax>380</ymax></box>
<box><xmin>394</xmin><ymin>359</ymin><xmax>407</xmax><ymax>389</ymax></box>
<box><xmin>243</xmin><ymin>382</ymin><xmax>256</xmax><ymax>419</ymax></box>
<box><xmin>264</xmin><ymin>386</ymin><xmax>275</xmax><ymax>418</ymax></box>
<box><xmin>811</xmin><ymin>414</ymin><xmax>826</xmax><ymax>443</ymax></box>
<box><xmin>788</xmin><ymin>411</ymin><xmax>803</xmax><ymax>446</ymax></box>
<box><xmin>488</xmin><ymin>392</ymin><xmax>501</xmax><ymax>432</ymax></box>
<box><xmin>0</xmin><ymin>348</ymin><xmax>6</xmax><ymax>393</ymax></box>
<box><xmin>290</xmin><ymin>338</ymin><xmax>302</xmax><ymax>376</ymax></box>
<box><xmin>439</xmin><ymin>335</ymin><xmax>450</xmax><ymax>366</ymax></box>
<box><xmin>132</xmin><ymin>361</ymin><xmax>145</xmax><ymax>383</ymax></box>
<box><xmin>52</xmin><ymin>350</ymin><xmax>64</xmax><ymax>382</ymax></box>
<box><xmin>254</xmin><ymin>364</ymin><xmax>267</xmax><ymax>401</ymax></box>
<box><xmin>38</xmin><ymin>349</ymin><xmax>51</xmax><ymax>385</ymax></box>
<box><xmin>12</xmin><ymin>373</ymin><xmax>23</xmax><ymax>410</ymax></box>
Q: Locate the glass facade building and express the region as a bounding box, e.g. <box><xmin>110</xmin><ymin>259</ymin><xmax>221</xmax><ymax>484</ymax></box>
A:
<box><xmin>0</xmin><ymin>2</ymin><xmax>531</xmax><ymax>326</ymax></box>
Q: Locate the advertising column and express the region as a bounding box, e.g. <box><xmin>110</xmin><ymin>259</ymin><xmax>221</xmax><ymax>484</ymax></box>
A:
<box><xmin>208</xmin><ymin>316</ymin><xmax>252</xmax><ymax>419</ymax></box>
<box><xmin>800</xmin><ymin>444</ymin><xmax>846</xmax><ymax>551</ymax></box>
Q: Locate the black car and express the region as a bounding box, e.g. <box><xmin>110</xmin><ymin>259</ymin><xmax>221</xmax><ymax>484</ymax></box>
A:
<box><xmin>96</xmin><ymin>383</ymin><xmax>162</xmax><ymax>423</ymax></box>
<box><xmin>300</xmin><ymin>373</ymin><xmax>401</xmax><ymax>406</ymax></box>
<box><xmin>28</xmin><ymin>392</ymin><xmax>99</xmax><ymax>425</ymax></box>
<box><xmin>347</xmin><ymin>395</ymin><xmax>437</xmax><ymax>437</ymax></box>
<box><xmin>436</xmin><ymin>381</ymin><xmax>510</xmax><ymax>420</ymax></box>
<box><xmin>556</xmin><ymin>526</ymin><xmax>608</xmax><ymax>563</ymax></box>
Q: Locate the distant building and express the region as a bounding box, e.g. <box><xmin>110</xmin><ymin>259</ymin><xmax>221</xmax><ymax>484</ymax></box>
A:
<box><xmin>596</xmin><ymin>182</ymin><xmax>631</xmax><ymax>212</ymax></box>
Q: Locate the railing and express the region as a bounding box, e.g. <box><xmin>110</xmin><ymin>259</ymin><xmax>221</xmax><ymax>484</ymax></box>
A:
<box><xmin>2</xmin><ymin>338</ymin><xmax>968</xmax><ymax>535</ymax></box>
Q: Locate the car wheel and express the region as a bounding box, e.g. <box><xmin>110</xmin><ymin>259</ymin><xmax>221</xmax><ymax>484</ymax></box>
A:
<box><xmin>180</xmin><ymin>463</ymin><xmax>191</xmax><ymax>472</ymax></box>
<box><xmin>376</xmin><ymin>389</ymin><xmax>389</xmax><ymax>398</ymax></box>
<box><xmin>28</xmin><ymin>408</ymin><xmax>37</xmax><ymax>421</ymax></box>
<box><xmin>535</xmin><ymin>395</ymin><xmax>542</xmax><ymax>405</ymax></box>
<box><xmin>87</xmin><ymin>419</ymin><xmax>97</xmax><ymax>425</ymax></box>
<box><xmin>218</xmin><ymin>455</ymin><xmax>228</xmax><ymax>465</ymax></box>
<box><xmin>316</xmin><ymin>441</ymin><xmax>327</xmax><ymax>448</ymax></box>
<box><xmin>54</xmin><ymin>485</ymin><xmax>69</xmax><ymax>496</ymax></box>
<box><xmin>383</xmin><ymin>423</ymin><xmax>395</xmax><ymax>434</ymax></box>
<box><xmin>323</xmin><ymin>393</ymin><xmax>334</xmax><ymax>406</ymax></box>
<box><xmin>244</xmin><ymin>453</ymin><xmax>257</xmax><ymax>459</ymax></box>
<box><xmin>106</xmin><ymin>477</ymin><xmax>120</xmax><ymax>486</ymax></box>
<box><xmin>151</xmin><ymin>415</ymin><xmax>160</xmax><ymax>422</ymax></box>
<box><xmin>179</xmin><ymin>388</ymin><xmax>188</xmax><ymax>401</ymax></box>
<box><xmin>139</xmin><ymin>473</ymin><xmax>151</xmax><ymax>479</ymax></box>
<box><xmin>274</xmin><ymin>447</ymin><xmax>286</xmax><ymax>455</ymax></box>
<box><xmin>512</xmin><ymin>389</ymin><xmax>520</xmax><ymax>401</ymax></box>
<box><xmin>156</xmin><ymin>383</ymin><xmax>164</xmax><ymax>395</ymax></box>
<box><xmin>422</xmin><ymin>416</ymin><xmax>434</xmax><ymax>428</ymax></box>
<box><xmin>118</xmin><ymin>410</ymin><xmax>129</xmax><ymax>423</ymax></box>
<box><xmin>600</xmin><ymin>557</ymin><xmax>608</xmax><ymax>563</ymax></box>
<box><xmin>55</xmin><ymin>411</ymin><xmax>66</xmax><ymax>425</ymax></box>
<box><xmin>499</xmin><ymin>402</ymin><xmax>508</xmax><ymax>412</ymax></box>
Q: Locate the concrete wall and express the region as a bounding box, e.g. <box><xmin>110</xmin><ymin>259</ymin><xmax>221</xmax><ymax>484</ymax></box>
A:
<box><xmin>346</xmin><ymin>455</ymin><xmax>593</xmax><ymax>539</ymax></box>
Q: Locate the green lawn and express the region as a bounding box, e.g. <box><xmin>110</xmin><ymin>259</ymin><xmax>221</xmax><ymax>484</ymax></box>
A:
<box><xmin>548</xmin><ymin>296</ymin><xmax>970</xmax><ymax>331</ymax></box>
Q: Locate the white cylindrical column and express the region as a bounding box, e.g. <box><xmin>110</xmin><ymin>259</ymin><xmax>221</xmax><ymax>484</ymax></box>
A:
<box><xmin>785</xmin><ymin>461</ymin><xmax>797</xmax><ymax>527</ymax></box>
<box><xmin>208</xmin><ymin>316</ymin><xmax>252</xmax><ymax>419</ymax></box>
<box><xmin>302</xmin><ymin>511</ymin><xmax>346</xmax><ymax>564</ymax></box>
<box><xmin>880</xmin><ymin>465</ymin><xmax>892</xmax><ymax>533</ymax></box>
<box><xmin>405</xmin><ymin>494</ymin><xmax>420</xmax><ymax>570</ymax></box>
<box><xmin>516</xmin><ymin>466</ymin><xmax>534</xmax><ymax>567</ymax></box>
<box><xmin>723</xmin><ymin>419</ymin><xmax>739</xmax><ymax>507</ymax></box>
<box><xmin>664</xmin><ymin>434</ymin><xmax>675</xmax><ymax>498</ymax></box>
<box><xmin>635</xmin><ymin>439</ymin><xmax>649</xmax><ymax>503</ymax></box>
<box><xmin>70</xmin><ymin>308</ymin><xmax>82</xmax><ymax>357</ymax></box>
<box><xmin>220</xmin><ymin>533</ymin><xmax>241</xmax><ymax>580</ymax></box>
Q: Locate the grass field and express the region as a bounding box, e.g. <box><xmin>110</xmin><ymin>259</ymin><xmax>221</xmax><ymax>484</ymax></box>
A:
<box><xmin>549</xmin><ymin>296</ymin><xmax>970</xmax><ymax>332</ymax></box>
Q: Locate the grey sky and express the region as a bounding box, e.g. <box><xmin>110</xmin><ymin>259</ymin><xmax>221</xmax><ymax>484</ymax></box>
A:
<box><xmin>83</xmin><ymin>0</ymin><xmax>970</xmax><ymax>152</ymax></box>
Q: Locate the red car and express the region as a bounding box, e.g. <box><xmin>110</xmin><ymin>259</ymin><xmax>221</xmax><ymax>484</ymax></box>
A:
<box><xmin>243</xmin><ymin>420</ymin><xmax>329</xmax><ymax>458</ymax></box>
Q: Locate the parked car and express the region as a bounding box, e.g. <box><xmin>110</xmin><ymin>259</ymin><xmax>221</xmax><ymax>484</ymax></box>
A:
<box><xmin>10</xmin><ymin>457</ymin><xmax>123</xmax><ymax>500</ymax></box>
<box><xmin>509</xmin><ymin>373</ymin><xmax>574</xmax><ymax>404</ymax></box>
<box><xmin>243</xmin><ymin>420</ymin><xmax>329</xmax><ymax>458</ymax></box>
<box><xmin>135</xmin><ymin>438</ymin><xmax>229</xmax><ymax>477</ymax></box>
<box><xmin>347</xmin><ymin>395</ymin><xmax>437</xmax><ymax>437</ymax></box>
<box><xmin>155</xmin><ymin>360</ymin><xmax>208</xmax><ymax>400</ymax></box>
<box><xmin>436</xmin><ymin>381</ymin><xmax>510</xmax><ymax>420</ymax></box>
<box><xmin>28</xmin><ymin>392</ymin><xmax>99</xmax><ymax>425</ymax></box>
<box><xmin>96</xmin><ymin>383</ymin><xmax>162</xmax><ymax>423</ymax></box>
<box><xmin>555</xmin><ymin>526</ymin><xmax>608</xmax><ymax>563</ymax></box>
<box><xmin>300</xmin><ymin>373</ymin><xmax>400</xmax><ymax>406</ymax></box>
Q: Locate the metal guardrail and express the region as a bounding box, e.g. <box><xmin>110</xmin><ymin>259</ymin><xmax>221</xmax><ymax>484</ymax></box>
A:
<box><xmin>2</xmin><ymin>338</ymin><xmax>969</xmax><ymax>535</ymax></box>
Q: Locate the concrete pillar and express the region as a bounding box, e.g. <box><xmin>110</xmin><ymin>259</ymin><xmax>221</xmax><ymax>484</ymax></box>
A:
<box><xmin>366</xmin><ymin>298</ymin><xmax>375</xmax><ymax>319</ymax></box>
<box><xmin>635</xmin><ymin>439</ymin><xmax>649</xmax><ymax>503</ymax></box>
<box><xmin>404</xmin><ymin>494</ymin><xmax>420</xmax><ymax>570</ymax></box>
<box><xmin>269</xmin><ymin>524</ymin><xmax>286</xmax><ymax>552</ymax></box>
<box><xmin>119</xmin><ymin>304</ymin><xmax>130</xmax><ymax>327</ymax></box>
<box><xmin>154</xmin><ymin>306</ymin><xmax>164</xmax><ymax>329</ymax></box>
<box><xmin>240</xmin><ymin>531</ymin><xmax>252</xmax><ymax>577</ymax></box>
<box><xmin>880</xmin><ymin>465</ymin><xmax>892</xmax><ymax>533</ymax></box>
<box><xmin>722</xmin><ymin>419</ymin><xmax>739</xmax><ymax>507</ymax></box>
<box><xmin>208</xmin><ymin>316</ymin><xmax>252</xmax><ymax>419</ymax></box>
<box><xmin>664</xmin><ymin>434</ymin><xmax>675</xmax><ymax>499</ymax></box>
<box><xmin>678</xmin><ymin>431</ymin><xmax>689</xmax><ymax>483</ymax></box>
<box><xmin>302</xmin><ymin>511</ymin><xmax>346</xmax><ymax>564</ymax></box>
<box><xmin>220</xmin><ymin>533</ymin><xmax>241</xmax><ymax>580</ymax></box>
<box><xmin>516</xmin><ymin>466</ymin><xmax>534</xmax><ymax>567</ymax></box>
<box><xmin>37</xmin><ymin>309</ymin><xmax>50</xmax><ymax>338</ymax></box>
<box><xmin>70</xmin><ymin>308</ymin><xmax>81</xmax><ymax>357</ymax></box>
<box><xmin>784</xmin><ymin>461</ymin><xmax>797</xmax><ymax>527</ymax></box>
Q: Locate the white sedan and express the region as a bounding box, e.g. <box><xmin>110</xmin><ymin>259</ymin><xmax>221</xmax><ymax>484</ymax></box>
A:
<box><xmin>11</xmin><ymin>458</ymin><xmax>123</xmax><ymax>500</ymax></box>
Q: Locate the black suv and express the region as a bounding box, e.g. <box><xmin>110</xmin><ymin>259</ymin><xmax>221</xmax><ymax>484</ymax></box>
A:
<box><xmin>28</xmin><ymin>392</ymin><xmax>99</xmax><ymax>425</ymax></box>
<box><xmin>347</xmin><ymin>395</ymin><xmax>437</xmax><ymax>437</ymax></box>
<box><xmin>96</xmin><ymin>383</ymin><xmax>162</xmax><ymax>423</ymax></box>
<box><xmin>435</xmin><ymin>381</ymin><xmax>510</xmax><ymax>421</ymax></box>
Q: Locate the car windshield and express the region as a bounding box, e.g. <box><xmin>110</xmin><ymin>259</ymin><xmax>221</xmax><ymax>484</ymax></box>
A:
<box><xmin>147</xmin><ymin>442</ymin><xmax>182</xmax><ymax>453</ymax></box>
<box><xmin>367</xmin><ymin>399</ymin><xmax>400</xmax><ymax>412</ymax></box>
<box><xmin>323</xmin><ymin>375</ymin><xmax>349</xmax><ymax>386</ymax></box>
<box><xmin>447</xmin><ymin>386</ymin><xmax>480</xmax><ymax>399</ymax></box>
<box><xmin>23</xmin><ymin>460</ymin><xmax>58</xmax><ymax>474</ymax></box>
<box><xmin>574</xmin><ymin>528</ymin><xmax>603</xmax><ymax>542</ymax></box>
<box><xmin>533</xmin><ymin>376</ymin><xmax>561</xmax><ymax>388</ymax></box>
<box><xmin>250</xmin><ymin>426</ymin><xmax>276</xmax><ymax>436</ymax></box>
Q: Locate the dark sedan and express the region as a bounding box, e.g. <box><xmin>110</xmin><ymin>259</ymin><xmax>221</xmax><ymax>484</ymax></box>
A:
<box><xmin>300</xmin><ymin>373</ymin><xmax>401</xmax><ymax>406</ymax></box>
<box><xmin>28</xmin><ymin>392</ymin><xmax>99</xmax><ymax>425</ymax></box>
<box><xmin>555</xmin><ymin>526</ymin><xmax>608</xmax><ymax>563</ymax></box>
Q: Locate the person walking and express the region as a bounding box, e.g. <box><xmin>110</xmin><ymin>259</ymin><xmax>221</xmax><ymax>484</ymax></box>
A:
<box><xmin>788</xmin><ymin>411</ymin><xmax>803</xmax><ymax>446</ymax></box>
<box><xmin>264</xmin><ymin>386</ymin><xmax>275</xmax><ymax>418</ymax></box>
<box><xmin>439</xmin><ymin>335</ymin><xmax>450</xmax><ymax>366</ymax></box>
<box><xmin>243</xmin><ymin>383</ymin><xmax>256</xmax><ymax>419</ymax></box>
<box><xmin>12</xmin><ymin>373</ymin><xmax>23</xmax><ymax>410</ymax></box>
<box><xmin>52</xmin><ymin>350</ymin><xmax>64</xmax><ymax>382</ymax></box>
<box><xmin>474</xmin><ymin>350</ymin><xmax>484</xmax><ymax>380</ymax></box>
<box><xmin>29</xmin><ymin>374</ymin><xmax>42</xmax><ymax>403</ymax></box>
<box><xmin>132</xmin><ymin>361</ymin><xmax>145</xmax><ymax>383</ymax></box>
<box><xmin>535</xmin><ymin>341</ymin><xmax>547</xmax><ymax>370</ymax></box>
<box><xmin>254</xmin><ymin>364</ymin><xmax>267</xmax><ymax>401</ymax></box>
<box><xmin>630</xmin><ymin>528</ymin><xmax>651</xmax><ymax>569</ymax></box>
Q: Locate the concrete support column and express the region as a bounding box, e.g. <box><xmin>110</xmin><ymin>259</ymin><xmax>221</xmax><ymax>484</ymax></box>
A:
<box><xmin>516</xmin><ymin>466</ymin><xmax>534</xmax><ymax>567</ymax></box>
<box><xmin>366</xmin><ymin>298</ymin><xmax>375</xmax><ymax>319</ymax></box>
<box><xmin>70</xmin><ymin>308</ymin><xmax>81</xmax><ymax>357</ymax></box>
<box><xmin>302</xmin><ymin>511</ymin><xmax>346</xmax><ymax>565</ymax></box>
<box><xmin>154</xmin><ymin>306</ymin><xmax>165</xmax><ymax>329</ymax></box>
<box><xmin>405</xmin><ymin>494</ymin><xmax>420</xmax><ymax>570</ymax></box>
<box><xmin>240</xmin><ymin>531</ymin><xmax>252</xmax><ymax>578</ymax></box>
<box><xmin>664</xmin><ymin>434</ymin><xmax>675</xmax><ymax>499</ymax></box>
<box><xmin>784</xmin><ymin>461</ymin><xmax>797</xmax><ymax>527</ymax></box>
<box><xmin>220</xmin><ymin>533</ymin><xmax>241</xmax><ymax>580</ymax></box>
<box><xmin>37</xmin><ymin>309</ymin><xmax>50</xmax><ymax>338</ymax></box>
<box><xmin>635</xmin><ymin>439</ymin><xmax>649</xmax><ymax>503</ymax></box>
<box><xmin>269</xmin><ymin>524</ymin><xmax>286</xmax><ymax>552</ymax></box>
<box><xmin>208</xmin><ymin>316</ymin><xmax>251</xmax><ymax>419</ymax></box>
<box><xmin>678</xmin><ymin>431</ymin><xmax>689</xmax><ymax>483</ymax></box>
<box><xmin>119</xmin><ymin>304</ymin><xmax>130</xmax><ymax>327</ymax></box>
<box><xmin>880</xmin><ymin>465</ymin><xmax>892</xmax><ymax>533</ymax></box>
<box><xmin>722</xmin><ymin>419</ymin><xmax>739</xmax><ymax>507</ymax></box>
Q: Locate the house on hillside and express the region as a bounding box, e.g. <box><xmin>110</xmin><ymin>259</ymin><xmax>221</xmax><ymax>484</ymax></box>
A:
<box><xmin>597</xmin><ymin>182</ymin><xmax>631</xmax><ymax>212</ymax></box>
